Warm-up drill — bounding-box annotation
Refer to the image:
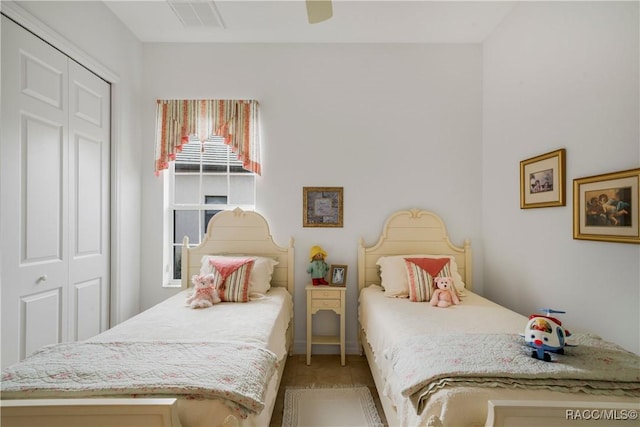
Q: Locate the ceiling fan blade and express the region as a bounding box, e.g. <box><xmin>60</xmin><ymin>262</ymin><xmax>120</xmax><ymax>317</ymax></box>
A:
<box><xmin>306</xmin><ymin>0</ymin><xmax>333</xmax><ymax>24</ymax></box>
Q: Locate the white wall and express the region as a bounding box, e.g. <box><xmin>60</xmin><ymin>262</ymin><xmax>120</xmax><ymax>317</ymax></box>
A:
<box><xmin>483</xmin><ymin>1</ymin><xmax>639</xmax><ymax>353</ymax></box>
<box><xmin>141</xmin><ymin>43</ymin><xmax>484</xmax><ymax>354</ymax></box>
<box><xmin>9</xmin><ymin>1</ymin><xmax>144</xmax><ymax>325</ymax></box>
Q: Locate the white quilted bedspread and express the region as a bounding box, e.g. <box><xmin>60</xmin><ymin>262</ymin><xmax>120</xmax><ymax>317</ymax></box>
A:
<box><xmin>1</xmin><ymin>341</ymin><xmax>277</xmax><ymax>418</ymax></box>
<box><xmin>385</xmin><ymin>333</ymin><xmax>640</xmax><ymax>415</ymax></box>
<box><xmin>360</xmin><ymin>285</ymin><xmax>640</xmax><ymax>426</ymax></box>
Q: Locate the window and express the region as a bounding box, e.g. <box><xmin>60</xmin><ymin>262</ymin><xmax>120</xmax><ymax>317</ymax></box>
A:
<box><xmin>168</xmin><ymin>136</ymin><xmax>256</xmax><ymax>282</ymax></box>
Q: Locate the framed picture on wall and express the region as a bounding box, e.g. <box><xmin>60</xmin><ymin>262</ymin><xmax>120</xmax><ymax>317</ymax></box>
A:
<box><xmin>520</xmin><ymin>149</ymin><xmax>566</xmax><ymax>208</ymax></box>
<box><xmin>573</xmin><ymin>168</ymin><xmax>639</xmax><ymax>244</ymax></box>
<box><xmin>303</xmin><ymin>187</ymin><xmax>343</xmax><ymax>227</ymax></box>
<box><xmin>329</xmin><ymin>264</ymin><xmax>348</xmax><ymax>287</ymax></box>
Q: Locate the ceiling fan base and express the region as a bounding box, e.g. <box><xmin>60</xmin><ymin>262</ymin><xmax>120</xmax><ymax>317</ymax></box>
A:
<box><xmin>306</xmin><ymin>0</ymin><xmax>333</xmax><ymax>24</ymax></box>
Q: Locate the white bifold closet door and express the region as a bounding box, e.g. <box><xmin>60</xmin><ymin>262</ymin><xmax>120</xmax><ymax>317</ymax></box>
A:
<box><xmin>1</xmin><ymin>16</ymin><xmax>111</xmax><ymax>368</ymax></box>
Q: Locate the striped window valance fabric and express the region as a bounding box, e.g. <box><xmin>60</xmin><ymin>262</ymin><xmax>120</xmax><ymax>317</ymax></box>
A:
<box><xmin>155</xmin><ymin>99</ymin><xmax>261</xmax><ymax>175</ymax></box>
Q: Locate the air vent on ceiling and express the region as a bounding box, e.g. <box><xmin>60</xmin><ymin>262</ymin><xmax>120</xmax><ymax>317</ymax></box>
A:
<box><xmin>167</xmin><ymin>0</ymin><xmax>225</xmax><ymax>28</ymax></box>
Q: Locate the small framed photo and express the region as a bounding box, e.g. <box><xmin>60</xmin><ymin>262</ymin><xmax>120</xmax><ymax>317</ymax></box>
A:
<box><xmin>329</xmin><ymin>264</ymin><xmax>348</xmax><ymax>287</ymax></box>
<box><xmin>303</xmin><ymin>187</ymin><xmax>343</xmax><ymax>227</ymax></box>
<box><xmin>520</xmin><ymin>149</ymin><xmax>566</xmax><ymax>208</ymax></box>
<box><xmin>573</xmin><ymin>168</ymin><xmax>639</xmax><ymax>244</ymax></box>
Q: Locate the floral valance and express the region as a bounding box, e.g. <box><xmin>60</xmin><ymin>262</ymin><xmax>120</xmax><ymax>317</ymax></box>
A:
<box><xmin>155</xmin><ymin>99</ymin><xmax>261</xmax><ymax>175</ymax></box>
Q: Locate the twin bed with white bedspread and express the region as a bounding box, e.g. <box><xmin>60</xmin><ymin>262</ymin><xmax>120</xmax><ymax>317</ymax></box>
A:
<box><xmin>358</xmin><ymin>209</ymin><xmax>640</xmax><ymax>426</ymax></box>
<box><xmin>1</xmin><ymin>208</ymin><xmax>294</xmax><ymax>427</ymax></box>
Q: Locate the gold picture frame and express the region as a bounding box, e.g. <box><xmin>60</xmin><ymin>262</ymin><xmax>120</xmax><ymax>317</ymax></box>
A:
<box><xmin>303</xmin><ymin>187</ymin><xmax>343</xmax><ymax>227</ymax></box>
<box><xmin>329</xmin><ymin>264</ymin><xmax>348</xmax><ymax>287</ymax></box>
<box><xmin>573</xmin><ymin>168</ymin><xmax>639</xmax><ymax>244</ymax></box>
<box><xmin>520</xmin><ymin>149</ymin><xmax>566</xmax><ymax>208</ymax></box>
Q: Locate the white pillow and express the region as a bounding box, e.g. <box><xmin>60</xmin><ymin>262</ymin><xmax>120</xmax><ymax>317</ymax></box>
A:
<box><xmin>200</xmin><ymin>255</ymin><xmax>279</xmax><ymax>295</ymax></box>
<box><xmin>376</xmin><ymin>254</ymin><xmax>465</xmax><ymax>298</ymax></box>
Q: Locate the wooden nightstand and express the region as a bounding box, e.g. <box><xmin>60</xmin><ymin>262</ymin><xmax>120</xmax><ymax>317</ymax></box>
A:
<box><xmin>306</xmin><ymin>285</ymin><xmax>346</xmax><ymax>366</ymax></box>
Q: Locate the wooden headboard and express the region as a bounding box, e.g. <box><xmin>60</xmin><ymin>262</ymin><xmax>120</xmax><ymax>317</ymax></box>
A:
<box><xmin>358</xmin><ymin>208</ymin><xmax>472</xmax><ymax>292</ymax></box>
<box><xmin>181</xmin><ymin>208</ymin><xmax>294</xmax><ymax>297</ymax></box>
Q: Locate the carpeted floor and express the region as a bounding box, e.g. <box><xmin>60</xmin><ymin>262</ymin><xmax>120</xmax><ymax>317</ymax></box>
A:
<box><xmin>270</xmin><ymin>354</ymin><xmax>387</xmax><ymax>427</ymax></box>
<box><xmin>281</xmin><ymin>385</ymin><xmax>383</xmax><ymax>427</ymax></box>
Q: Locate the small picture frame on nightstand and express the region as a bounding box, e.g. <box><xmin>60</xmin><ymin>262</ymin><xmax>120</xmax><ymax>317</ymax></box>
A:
<box><xmin>329</xmin><ymin>264</ymin><xmax>347</xmax><ymax>286</ymax></box>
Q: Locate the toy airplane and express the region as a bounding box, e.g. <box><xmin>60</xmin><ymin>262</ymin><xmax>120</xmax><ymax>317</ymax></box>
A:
<box><xmin>522</xmin><ymin>308</ymin><xmax>575</xmax><ymax>362</ymax></box>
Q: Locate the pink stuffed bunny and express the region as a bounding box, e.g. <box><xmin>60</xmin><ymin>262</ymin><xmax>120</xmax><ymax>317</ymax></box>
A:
<box><xmin>430</xmin><ymin>276</ymin><xmax>460</xmax><ymax>308</ymax></box>
<box><xmin>186</xmin><ymin>274</ymin><xmax>221</xmax><ymax>308</ymax></box>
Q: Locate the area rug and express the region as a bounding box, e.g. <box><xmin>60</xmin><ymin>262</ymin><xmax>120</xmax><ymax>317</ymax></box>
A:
<box><xmin>282</xmin><ymin>385</ymin><xmax>384</xmax><ymax>427</ymax></box>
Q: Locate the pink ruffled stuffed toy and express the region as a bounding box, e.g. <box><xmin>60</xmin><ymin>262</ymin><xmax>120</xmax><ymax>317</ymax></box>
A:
<box><xmin>430</xmin><ymin>276</ymin><xmax>460</xmax><ymax>308</ymax></box>
<box><xmin>186</xmin><ymin>274</ymin><xmax>221</xmax><ymax>308</ymax></box>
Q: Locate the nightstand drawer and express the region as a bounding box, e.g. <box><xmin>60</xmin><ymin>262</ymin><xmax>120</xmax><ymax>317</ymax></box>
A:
<box><xmin>312</xmin><ymin>299</ymin><xmax>341</xmax><ymax>309</ymax></box>
<box><xmin>312</xmin><ymin>289</ymin><xmax>340</xmax><ymax>299</ymax></box>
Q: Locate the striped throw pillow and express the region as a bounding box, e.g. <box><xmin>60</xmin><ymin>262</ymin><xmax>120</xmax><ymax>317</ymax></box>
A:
<box><xmin>404</xmin><ymin>257</ymin><xmax>452</xmax><ymax>302</ymax></box>
<box><xmin>208</xmin><ymin>257</ymin><xmax>255</xmax><ymax>302</ymax></box>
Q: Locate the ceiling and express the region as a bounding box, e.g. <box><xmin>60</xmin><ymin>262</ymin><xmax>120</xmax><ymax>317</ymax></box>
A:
<box><xmin>103</xmin><ymin>1</ymin><xmax>517</xmax><ymax>44</ymax></box>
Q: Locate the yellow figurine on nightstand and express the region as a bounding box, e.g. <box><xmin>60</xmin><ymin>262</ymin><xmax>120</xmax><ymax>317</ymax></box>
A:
<box><xmin>307</xmin><ymin>245</ymin><xmax>329</xmax><ymax>286</ymax></box>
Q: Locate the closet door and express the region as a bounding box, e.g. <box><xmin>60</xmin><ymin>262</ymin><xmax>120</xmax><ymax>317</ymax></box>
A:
<box><xmin>68</xmin><ymin>59</ymin><xmax>111</xmax><ymax>342</ymax></box>
<box><xmin>0</xmin><ymin>16</ymin><xmax>110</xmax><ymax>367</ymax></box>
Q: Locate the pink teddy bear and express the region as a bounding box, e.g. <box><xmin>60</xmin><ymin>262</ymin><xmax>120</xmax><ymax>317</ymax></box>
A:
<box><xmin>430</xmin><ymin>277</ymin><xmax>460</xmax><ymax>308</ymax></box>
<box><xmin>186</xmin><ymin>274</ymin><xmax>221</xmax><ymax>308</ymax></box>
